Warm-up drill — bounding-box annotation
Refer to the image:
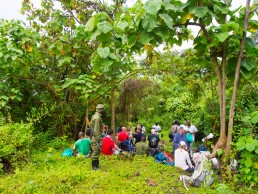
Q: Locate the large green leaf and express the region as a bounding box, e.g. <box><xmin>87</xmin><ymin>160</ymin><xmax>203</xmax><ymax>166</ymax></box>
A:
<box><xmin>116</xmin><ymin>21</ymin><xmax>128</xmax><ymax>30</ymax></box>
<box><xmin>246</xmin><ymin>143</ymin><xmax>255</xmax><ymax>152</ymax></box>
<box><xmin>162</xmin><ymin>0</ymin><xmax>178</xmax><ymax>12</ymax></box>
<box><xmin>85</xmin><ymin>17</ymin><xmax>95</xmax><ymax>32</ymax></box>
<box><xmin>245</xmin><ymin>159</ymin><xmax>252</xmax><ymax>168</ymax></box>
<box><xmin>97</xmin><ymin>21</ymin><xmax>113</xmax><ymax>34</ymax></box>
<box><xmin>139</xmin><ymin>31</ymin><xmax>154</xmax><ymax>44</ymax></box>
<box><xmin>216</xmin><ymin>32</ymin><xmax>230</xmax><ymax>42</ymax></box>
<box><xmin>142</xmin><ymin>14</ymin><xmax>158</xmax><ymax>32</ymax></box>
<box><xmin>97</xmin><ymin>47</ymin><xmax>110</xmax><ymax>58</ymax></box>
<box><xmin>189</xmin><ymin>6</ymin><xmax>209</xmax><ymax>18</ymax></box>
<box><xmin>241</xmin><ymin>58</ymin><xmax>255</xmax><ymax>71</ymax></box>
<box><xmin>159</xmin><ymin>14</ymin><xmax>173</xmax><ymax>29</ymax></box>
<box><xmin>154</xmin><ymin>28</ymin><xmax>170</xmax><ymax>39</ymax></box>
<box><xmin>144</xmin><ymin>0</ymin><xmax>162</xmax><ymax>15</ymax></box>
<box><xmin>214</xmin><ymin>5</ymin><xmax>229</xmax><ymax>14</ymax></box>
<box><xmin>251</xmin><ymin>116</ymin><xmax>258</xmax><ymax>124</ymax></box>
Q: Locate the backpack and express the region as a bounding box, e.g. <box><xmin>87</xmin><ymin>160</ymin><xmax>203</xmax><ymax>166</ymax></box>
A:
<box><xmin>62</xmin><ymin>148</ymin><xmax>73</xmax><ymax>157</ymax></box>
<box><xmin>150</xmin><ymin>137</ymin><xmax>157</xmax><ymax>147</ymax></box>
<box><xmin>191</xmin><ymin>153</ymin><xmax>214</xmax><ymax>187</ymax></box>
<box><xmin>180</xmin><ymin>152</ymin><xmax>214</xmax><ymax>189</ymax></box>
<box><xmin>186</xmin><ymin>133</ymin><xmax>193</xmax><ymax>143</ymax></box>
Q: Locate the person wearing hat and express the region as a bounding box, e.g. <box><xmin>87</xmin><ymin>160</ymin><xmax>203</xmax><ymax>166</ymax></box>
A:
<box><xmin>173</xmin><ymin>124</ymin><xmax>188</xmax><ymax>155</ymax></box>
<box><xmin>91</xmin><ymin>104</ymin><xmax>105</xmax><ymax>170</ymax></box>
<box><xmin>174</xmin><ymin>141</ymin><xmax>194</xmax><ymax>173</ymax></box>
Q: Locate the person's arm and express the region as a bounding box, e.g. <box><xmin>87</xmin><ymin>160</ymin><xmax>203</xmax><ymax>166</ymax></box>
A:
<box><xmin>185</xmin><ymin>152</ymin><xmax>193</xmax><ymax>168</ymax></box>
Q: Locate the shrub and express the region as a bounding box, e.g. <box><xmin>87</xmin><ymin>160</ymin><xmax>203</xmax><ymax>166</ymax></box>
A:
<box><xmin>0</xmin><ymin>123</ymin><xmax>34</xmax><ymax>174</ymax></box>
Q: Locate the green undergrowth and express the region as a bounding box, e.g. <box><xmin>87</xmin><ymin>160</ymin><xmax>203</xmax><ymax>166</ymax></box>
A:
<box><xmin>0</xmin><ymin>149</ymin><xmax>213</xmax><ymax>194</ymax></box>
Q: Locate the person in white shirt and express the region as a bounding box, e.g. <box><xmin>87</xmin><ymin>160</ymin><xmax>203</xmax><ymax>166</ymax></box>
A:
<box><xmin>175</xmin><ymin>141</ymin><xmax>194</xmax><ymax>173</ymax></box>
<box><xmin>186</xmin><ymin>120</ymin><xmax>198</xmax><ymax>157</ymax></box>
<box><xmin>152</xmin><ymin>122</ymin><xmax>161</xmax><ymax>135</ymax></box>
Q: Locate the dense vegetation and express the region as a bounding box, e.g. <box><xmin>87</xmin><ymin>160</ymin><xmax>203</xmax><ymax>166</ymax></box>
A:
<box><xmin>0</xmin><ymin>0</ymin><xmax>258</xmax><ymax>193</ymax></box>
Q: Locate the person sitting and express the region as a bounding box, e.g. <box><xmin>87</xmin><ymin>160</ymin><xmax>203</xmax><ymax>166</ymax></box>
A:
<box><xmin>102</xmin><ymin>129</ymin><xmax>120</xmax><ymax>155</ymax></box>
<box><xmin>131</xmin><ymin>126</ymin><xmax>143</xmax><ymax>144</ymax></box>
<box><xmin>173</xmin><ymin>125</ymin><xmax>188</xmax><ymax>154</ymax></box>
<box><xmin>175</xmin><ymin>141</ymin><xmax>194</xmax><ymax>173</ymax></box>
<box><xmin>135</xmin><ymin>136</ymin><xmax>148</xmax><ymax>155</ymax></box>
<box><xmin>147</xmin><ymin>129</ymin><xmax>160</xmax><ymax>156</ymax></box>
<box><xmin>118</xmin><ymin>127</ymin><xmax>131</xmax><ymax>151</ymax></box>
<box><xmin>73</xmin><ymin>131</ymin><xmax>91</xmax><ymax>157</ymax></box>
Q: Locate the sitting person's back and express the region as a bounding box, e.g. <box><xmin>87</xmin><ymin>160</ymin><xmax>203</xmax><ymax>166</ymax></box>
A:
<box><xmin>117</xmin><ymin>127</ymin><xmax>129</xmax><ymax>142</ymax></box>
<box><xmin>135</xmin><ymin>136</ymin><xmax>148</xmax><ymax>155</ymax></box>
<box><xmin>148</xmin><ymin>129</ymin><xmax>160</xmax><ymax>149</ymax></box>
<box><xmin>73</xmin><ymin>131</ymin><xmax>91</xmax><ymax>157</ymax></box>
<box><xmin>174</xmin><ymin>141</ymin><xmax>194</xmax><ymax>173</ymax></box>
<box><xmin>102</xmin><ymin>129</ymin><xmax>120</xmax><ymax>155</ymax></box>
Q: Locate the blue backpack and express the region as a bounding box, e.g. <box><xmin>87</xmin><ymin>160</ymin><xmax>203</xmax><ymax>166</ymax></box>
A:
<box><xmin>62</xmin><ymin>148</ymin><xmax>73</xmax><ymax>157</ymax></box>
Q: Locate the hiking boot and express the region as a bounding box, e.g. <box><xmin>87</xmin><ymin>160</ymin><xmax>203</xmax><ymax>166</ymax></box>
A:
<box><xmin>92</xmin><ymin>160</ymin><xmax>99</xmax><ymax>170</ymax></box>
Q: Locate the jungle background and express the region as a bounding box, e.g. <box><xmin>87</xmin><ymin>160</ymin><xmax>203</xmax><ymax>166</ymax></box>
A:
<box><xmin>0</xmin><ymin>0</ymin><xmax>258</xmax><ymax>193</ymax></box>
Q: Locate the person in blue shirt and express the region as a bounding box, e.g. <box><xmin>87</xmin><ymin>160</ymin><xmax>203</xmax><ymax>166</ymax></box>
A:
<box><xmin>173</xmin><ymin>125</ymin><xmax>188</xmax><ymax>154</ymax></box>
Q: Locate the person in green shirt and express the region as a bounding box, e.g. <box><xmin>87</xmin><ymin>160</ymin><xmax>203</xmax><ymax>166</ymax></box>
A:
<box><xmin>135</xmin><ymin>136</ymin><xmax>148</xmax><ymax>155</ymax></box>
<box><xmin>73</xmin><ymin>131</ymin><xmax>91</xmax><ymax>157</ymax></box>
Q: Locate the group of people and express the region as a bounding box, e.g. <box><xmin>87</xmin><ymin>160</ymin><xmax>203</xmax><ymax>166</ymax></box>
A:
<box><xmin>72</xmin><ymin>104</ymin><xmax>199</xmax><ymax>173</ymax></box>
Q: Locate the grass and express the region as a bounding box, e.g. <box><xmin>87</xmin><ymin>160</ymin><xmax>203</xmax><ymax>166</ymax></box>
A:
<box><xmin>0</xmin><ymin>148</ymin><xmax>214</xmax><ymax>194</ymax></box>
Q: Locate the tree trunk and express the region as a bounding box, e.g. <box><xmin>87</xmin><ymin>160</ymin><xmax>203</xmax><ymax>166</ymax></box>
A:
<box><xmin>111</xmin><ymin>87</ymin><xmax>116</xmax><ymax>132</ymax></box>
<box><xmin>226</xmin><ymin>0</ymin><xmax>251</xmax><ymax>157</ymax></box>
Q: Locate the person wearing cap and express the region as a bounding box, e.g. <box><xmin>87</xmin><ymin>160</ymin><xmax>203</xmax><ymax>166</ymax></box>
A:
<box><xmin>186</xmin><ymin>120</ymin><xmax>198</xmax><ymax>157</ymax></box>
<box><xmin>91</xmin><ymin>104</ymin><xmax>105</xmax><ymax>170</ymax></box>
<box><xmin>175</xmin><ymin>141</ymin><xmax>194</xmax><ymax>173</ymax></box>
<box><xmin>173</xmin><ymin>124</ymin><xmax>188</xmax><ymax>155</ymax></box>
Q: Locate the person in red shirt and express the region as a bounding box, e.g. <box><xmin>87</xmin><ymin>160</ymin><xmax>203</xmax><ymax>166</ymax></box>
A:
<box><xmin>117</xmin><ymin>126</ymin><xmax>129</xmax><ymax>142</ymax></box>
<box><xmin>102</xmin><ymin>129</ymin><xmax>120</xmax><ymax>155</ymax></box>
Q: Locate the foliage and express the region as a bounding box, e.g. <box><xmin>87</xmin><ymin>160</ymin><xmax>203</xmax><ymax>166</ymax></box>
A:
<box><xmin>0</xmin><ymin>123</ymin><xmax>34</xmax><ymax>174</ymax></box>
<box><xmin>234</xmin><ymin>136</ymin><xmax>258</xmax><ymax>187</ymax></box>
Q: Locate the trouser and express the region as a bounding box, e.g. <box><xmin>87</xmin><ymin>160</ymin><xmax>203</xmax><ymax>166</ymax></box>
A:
<box><xmin>189</xmin><ymin>142</ymin><xmax>194</xmax><ymax>157</ymax></box>
<box><xmin>186</xmin><ymin>167</ymin><xmax>194</xmax><ymax>173</ymax></box>
<box><xmin>91</xmin><ymin>141</ymin><xmax>101</xmax><ymax>161</ymax></box>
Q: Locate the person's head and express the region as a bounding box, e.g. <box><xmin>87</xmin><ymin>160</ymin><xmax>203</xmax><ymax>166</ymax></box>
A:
<box><xmin>86</xmin><ymin>129</ymin><xmax>91</xmax><ymax>137</ymax></box>
<box><xmin>107</xmin><ymin>129</ymin><xmax>114</xmax><ymax>136</ymax></box>
<box><xmin>186</xmin><ymin>120</ymin><xmax>191</xmax><ymax>127</ymax></box>
<box><xmin>141</xmin><ymin>136</ymin><xmax>146</xmax><ymax>142</ymax></box>
<box><xmin>179</xmin><ymin>125</ymin><xmax>187</xmax><ymax>134</ymax></box>
<box><xmin>96</xmin><ymin>104</ymin><xmax>105</xmax><ymax>114</ymax></box>
<box><xmin>78</xmin><ymin>131</ymin><xmax>84</xmax><ymax>139</ymax></box>
<box><xmin>127</xmin><ymin>126</ymin><xmax>132</xmax><ymax>132</ymax></box>
<box><xmin>179</xmin><ymin>141</ymin><xmax>187</xmax><ymax>150</ymax></box>
<box><xmin>155</xmin><ymin>122</ymin><xmax>159</xmax><ymax>126</ymax></box>
<box><xmin>136</xmin><ymin>124</ymin><xmax>141</xmax><ymax>130</ymax></box>
<box><xmin>173</xmin><ymin>119</ymin><xmax>179</xmax><ymax>125</ymax></box>
<box><xmin>121</xmin><ymin>126</ymin><xmax>127</xmax><ymax>132</ymax></box>
<box><xmin>151</xmin><ymin>129</ymin><xmax>155</xmax><ymax>134</ymax></box>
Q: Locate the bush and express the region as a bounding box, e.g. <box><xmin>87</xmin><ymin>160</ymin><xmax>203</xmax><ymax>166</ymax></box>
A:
<box><xmin>0</xmin><ymin>123</ymin><xmax>34</xmax><ymax>174</ymax></box>
<box><xmin>234</xmin><ymin>136</ymin><xmax>258</xmax><ymax>188</ymax></box>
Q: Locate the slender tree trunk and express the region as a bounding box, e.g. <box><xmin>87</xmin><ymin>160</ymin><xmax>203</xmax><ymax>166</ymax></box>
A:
<box><xmin>111</xmin><ymin>87</ymin><xmax>116</xmax><ymax>132</ymax></box>
<box><xmin>226</xmin><ymin>0</ymin><xmax>251</xmax><ymax>157</ymax></box>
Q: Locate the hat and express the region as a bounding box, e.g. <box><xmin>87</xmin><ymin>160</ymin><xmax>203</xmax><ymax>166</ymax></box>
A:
<box><xmin>179</xmin><ymin>141</ymin><xmax>186</xmax><ymax>146</ymax></box>
<box><xmin>179</xmin><ymin>124</ymin><xmax>188</xmax><ymax>131</ymax></box>
<box><xmin>96</xmin><ymin>104</ymin><xmax>104</xmax><ymax>112</ymax></box>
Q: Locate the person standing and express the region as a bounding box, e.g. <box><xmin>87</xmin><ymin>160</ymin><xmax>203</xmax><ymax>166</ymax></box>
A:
<box><xmin>152</xmin><ymin>122</ymin><xmax>161</xmax><ymax>135</ymax></box>
<box><xmin>186</xmin><ymin>120</ymin><xmax>198</xmax><ymax>157</ymax></box>
<box><xmin>91</xmin><ymin>104</ymin><xmax>105</xmax><ymax>170</ymax></box>
<box><xmin>173</xmin><ymin>125</ymin><xmax>188</xmax><ymax>154</ymax></box>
